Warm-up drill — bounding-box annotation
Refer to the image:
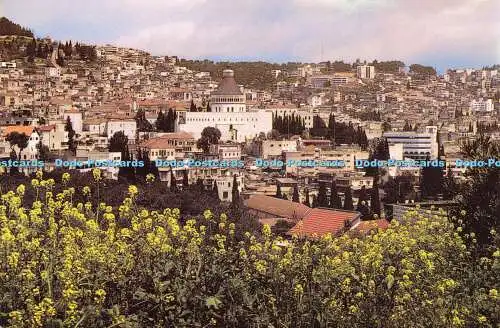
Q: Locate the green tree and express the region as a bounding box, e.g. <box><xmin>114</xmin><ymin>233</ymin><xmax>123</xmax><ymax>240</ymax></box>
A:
<box><xmin>231</xmin><ymin>174</ymin><xmax>240</xmax><ymax>208</ymax></box>
<box><xmin>108</xmin><ymin>131</ymin><xmax>129</xmax><ymax>157</ymax></box>
<box><xmin>182</xmin><ymin>170</ymin><xmax>189</xmax><ymax>189</ymax></box>
<box><xmin>452</xmin><ymin>134</ymin><xmax>500</xmax><ymax>251</ymax></box>
<box><xmin>292</xmin><ymin>185</ymin><xmax>300</xmax><ymax>203</ymax></box>
<box><xmin>420</xmin><ymin>155</ymin><xmax>444</xmax><ymax>199</ymax></box>
<box><xmin>196</xmin><ymin>127</ymin><xmax>221</xmax><ymax>153</ymax></box>
<box><xmin>6</xmin><ymin>132</ymin><xmax>29</xmax><ymax>160</ymax></box>
<box><xmin>135</xmin><ymin>109</ymin><xmax>153</xmax><ymax>132</ymax></box>
<box><xmin>370</xmin><ymin>177</ymin><xmax>381</xmax><ymax>217</ymax></box>
<box><xmin>303</xmin><ymin>188</ymin><xmax>311</xmax><ymax>207</ymax></box>
<box><xmin>36</xmin><ymin>141</ymin><xmax>51</xmax><ymax>161</ymax></box>
<box><xmin>317</xmin><ymin>181</ymin><xmax>328</xmax><ymax>207</ymax></box>
<box><xmin>329</xmin><ymin>180</ymin><xmax>342</xmax><ymax>209</ymax></box>
<box><xmin>65</xmin><ymin>117</ymin><xmax>76</xmax><ymax>154</ymax></box>
<box><xmin>170</xmin><ymin>168</ymin><xmax>177</xmax><ymax>192</ymax></box>
<box><xmin>275</xmin><ymin>183</ymin><xmax>282</xmax><ymax>198</ymax></box>
<box><xmin>343</xmin><ymin>187</ymin><xmax>354</xmax><ymax>211</ymax></box>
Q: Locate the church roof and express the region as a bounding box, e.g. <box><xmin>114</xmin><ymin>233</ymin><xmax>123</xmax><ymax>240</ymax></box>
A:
<box><xmin>212</xmin><ymin>69</ymin><xmax>243</xmax><ymax>96</ymax></box>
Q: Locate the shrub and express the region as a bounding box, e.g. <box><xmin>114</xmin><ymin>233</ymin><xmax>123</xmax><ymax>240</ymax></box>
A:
<box><xmin>0</xmin><ymin>171</ymin><xmax>498</xmax><ymax>327</ymax></box>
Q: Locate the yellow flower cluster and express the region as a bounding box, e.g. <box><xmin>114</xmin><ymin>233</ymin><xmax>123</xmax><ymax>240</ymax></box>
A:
<box><xmin>0</xmin><ymin>179</ymin><xmax>497</xmax><ymax>327</ymax></box>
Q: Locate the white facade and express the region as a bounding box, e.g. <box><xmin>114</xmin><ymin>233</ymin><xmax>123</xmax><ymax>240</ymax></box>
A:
<box><xmin>64</xmin><ymin>112</ymin><xmax>83</xmax><ymax>133</ymax></box>
<box><xmin>470</xmin><ymin>99</ymin><xmax>494</xmax><ymax>112</ymax></box>
<box><xmin>259</xmin><ymin>140</ymin><xmax>298</xmax><ymax>159</ymax></box>
<box><xmin>357</xmin><ymin>65</ymin><xmax>376</xmax><ymax>79</ymax></box>
<box><xmin>40</xmin><ymin>124</ymin><xmax>67</xmax><ymax>151</ymax></box>
<box><xmin>383</xmin><ymin>126</ymin><xmax>439</xmax><ymax>160</ymax></box>
<box><xmin>215</xmin><ymin>174</ymin><xmax>244</xmax><ymax>203</ymax></box>
<box><xmin>106</xmin><ymin>120</ymin><xmax>137</xmax><ymax>141</ymax></box>
<box><xmin>177</xmin><ymin>70</ymin><xmax>272</xmax><ymax>142</ymax></box>
<box><xmin>178</xmin><ymin>111</ymin><xmax>272</xmax><ymax>142</ymax></box>
<box><xmin>210</xmin><ymin>143</ymin><xmax>241</xmax><ymax>160</ymax></box>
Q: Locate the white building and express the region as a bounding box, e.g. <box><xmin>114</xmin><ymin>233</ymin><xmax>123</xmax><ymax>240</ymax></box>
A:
<box><xmin>357</xmin><ymin>65</ymin><xmax>376</xmax><ymax>79</ymax></box>
<box><xmin>39</xmin><ymin>123</ymin><xmax>67</xmax><ymax>151</ymax></box>
<box><xmin>106</xmin><ymin>119</ymin><xmax>137</xmax><ymax>141</ymax></box>
<box><xmin>210</xmin><ymin>143</ymin><xmax>241</xmax><ymax>160</ymax></box>
<box><xmin>1</xmin><ymin>126</ymin><xmax>40</xmax><ymax>160</ymax></box>
<box><xmin>470</xmin><ymin>99</ymin><xmax>494</xmax><ymax>112</ymax></box>
<box><xmin>257</xmin><ymin>140</ymin><xmax>298</xmax><ymax>159</ymax></box>
<box><xmin>383</xmin><ymin>126</ymin><xmax>439</xmax><ymax>160</ymax></box>
<box><xmin>177</xmin><ymin>70</ymin><xmax>272</xmax><ymax>142</ymax></box>
<box><xmin>0</xmin><ymin>61</ymin><xmax>16</xmax><ymax>69</ymax></box>
<box><xmin>64</xmin><ymin>110</ymin><xmax>83</xmax><ymax>134</ymax></box>
<box><xmin>215</xmin><ymin>173</ymin><xmax>244</xmax><ymax>203</ymax></box>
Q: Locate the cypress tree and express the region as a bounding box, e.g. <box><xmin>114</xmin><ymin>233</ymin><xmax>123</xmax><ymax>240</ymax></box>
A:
<box><xmin>370</xmin><ymin>177</ymin><xmax>381</xmax><ymax>217</ymax></box>
<box><xmin>303</xmin><ymin>188</ymin><xmax>311</xmax><ymax>207</ymax></box>
<box><xmin>276</xmin><ymin>183</ymin><xmax>282</xmax><ymax>198</ymax></box>
<box><xmin>170</xmin><ymin>168</ymin><xmax>177</xmax><ymax>192</ymax></box>
<box><xmin>156</xmin><ymin>111</ymin><xmax>165</xmax><ymax>131</ymax></box>
<box><xmin>182</xmin><ymin>170</ymin><xmax>189</xmax><ymax>189</ymax></box>
<box><xmin>311</xmin><ymin>195</ymin><xmax>318</xmax><ymax>208</ymax></box>
<box><xmin>292</xmin><ymin>185</ymin><xmax>300</xmax><ymax>203</ymax></box>
<box><xmin>231</xmin><ymin>174</ymin><xmax>240</xmax><ymax>207</ymax></box>
<box><xmin>329</xmin><ymin>180</ymin><xmax>342</xmax><ymax>209</ymax></box>
<box><xmin>317</xmin><ymin>181</ymin><xmax>328</xmax><ymax>207</ymax></box>
<box><xmin>196</xmin><ymin>177</ymin><xmax>204</xmax><ymax>191</ymax></box>
<box><xmin>343</xmin><ymin>188</ymin><xmax>354</xmax><ymax>211</ymax></box>
<box><xmin>212</xmin><ymin>181</ymin><xmax>219</xmax><ymax>200</ymax></box>
<box><xmin>356</xmin><ymin>186</ymin><xmax>371</xmax><ymax>219</ymax></box>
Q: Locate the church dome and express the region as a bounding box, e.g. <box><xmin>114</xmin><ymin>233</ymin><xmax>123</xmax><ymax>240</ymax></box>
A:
<box><xmin>212</xmin><ymin>69</ymin><xmax>243</xmax><ymax>95</ymax></box>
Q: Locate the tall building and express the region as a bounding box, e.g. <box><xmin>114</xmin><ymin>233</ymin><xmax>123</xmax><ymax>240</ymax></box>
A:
<box><xmin>470</xmin><ymin>99</ymin><xmax>494</xmax><ymax>112</ymax></box>
<box><xmin>176</xmin><ymin>70</ymin><xmax>272</xmax><ymax>142</ymax></box>
<box><xmin>383</xmin><ymin>126</ymin><xmax>439</xmax><ymax>160</ymax></box>
<box><xmin>357</xmin><ymin>65</ymin><xmax>376</xmax><ymax>79</ymax></box>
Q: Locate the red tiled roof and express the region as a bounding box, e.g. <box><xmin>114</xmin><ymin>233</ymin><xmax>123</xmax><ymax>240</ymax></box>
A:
<box><xmin>139</xmin><ymin>132</ymin><xmax>196</xmax><ymax>149</ymax></box>
<box><xmin>38</xmin><ymin>124</ymin><xmax>56</xmax><ymax>132</ymax></box>
<box><xmin>287</xmin><ymin>207</ymin><xmax>360</xmax><ymax>239</ymax></box>
<box><xmin>355</xmin><ymin>219</ymin><xmax>389</xmax><ymax>233</ymax></box>
<box><xmin>244</xmin><ymin>194</ymin><xmax>311</xmax><ymax>220</ymax></box>
<box><xmin>2</xmin><ymin>125</ymin><xmax>35</xmax><ymax>137</ymax></box>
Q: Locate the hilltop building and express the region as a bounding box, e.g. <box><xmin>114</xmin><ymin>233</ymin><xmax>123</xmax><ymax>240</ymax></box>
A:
<box><xmin>176</xmin><ymin>69</ymin><xmax>272</xmax><ymax>142</ymax></box>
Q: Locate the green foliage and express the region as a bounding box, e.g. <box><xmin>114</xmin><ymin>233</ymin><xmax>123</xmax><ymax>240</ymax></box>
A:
<box><xmin>343</xmin><ymin>187</ymin><xmax>354</xmax><ymax>211</ymax></box>
<box><xmin>292</xmin><ymin>185</ymin><xmax>300</xmax><ymax>203</ymax></box>
<box><xmin>420</xmin><ymin>155</ymin><xmax>445</xmax><ymax>199</ymax></box>
<box><xmin>0</xmin><ymin>176</ymin><xmax>497</xmax><ymax>327</ymax></box>
<box><xmin>370</xmin><ymin>60</ymin><xmax>405</xmax><ymax>73</ymax></box>
<box><xmin>135</xmin><ymin>109</ymin><xmax>153</xmax><ymax>132</ymax></box>
<box><xmin>196</xmin><ymin>127</ymin><xmax>221</xmax><ymax>153</ymax></box>
<box><xmin>64</xmin><ymin>117</ymin><xmax>76</xmax><ymax>154</ymax></box>
<box><xmin>177</xmin><ymin>60</ymin><xmax>296</xmax><ymax>91</ymax></box>
<box><xmin>5</xmin><ymin>132</ymin><xmax>29</xmax><ymax>160</ymax></box>
<box><xmin>272</xmin><ymin>112</ymin><xmax>305</xmax><ymax>135</ymax></box>
<box><xmin>329</xmin><ymin>180</ymin><xmax>342</xmax><ymax>209</ymax></box>
<box><xmin>452</xmin><ymin>135</ymin><xmax>500</xmax><ymax>251</ymax></box>
<box><xmin>410</xmin><ymin>64</ymin><xmax>437</xmax><ymax>76</ymax></box>
<box><xmin>317</xmin><ymin>181</ymin><xmax>328</xmax><ymax>207</ymax></box>
<box><xmin>155</xmin><ymin>109</ymin><xmax>176</xmax><ymax>132</ymax></box>
<box><xmin>0</xmin><ymin>17</ymin><xmax>33</xmax><ymax>37</ymax></box>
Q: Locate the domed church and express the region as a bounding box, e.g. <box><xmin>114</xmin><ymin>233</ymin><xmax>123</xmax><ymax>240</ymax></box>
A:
<box><xmin>176</xmin><ymin>69</ymin><xmax>272</xmax><ymax>142</ymax></box>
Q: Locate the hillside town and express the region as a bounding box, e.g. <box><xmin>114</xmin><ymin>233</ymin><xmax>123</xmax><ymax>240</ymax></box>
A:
<box><xmin>0</xmin><ymin>17</ymin><xmax>499</xmax><ymax>238</ymax></box>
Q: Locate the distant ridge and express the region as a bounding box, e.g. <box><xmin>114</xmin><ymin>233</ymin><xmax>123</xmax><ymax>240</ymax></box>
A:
<box><xmin>0</xmin><ymin>17</ymin><xmax>34</xmax><ymax>37</ymax></box>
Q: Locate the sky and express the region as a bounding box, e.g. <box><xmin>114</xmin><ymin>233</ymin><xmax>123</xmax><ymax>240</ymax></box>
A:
<box><xmin>2</xmin><ymin>0</ymin><xmax>499</xmax><ymax>72</ymax></box>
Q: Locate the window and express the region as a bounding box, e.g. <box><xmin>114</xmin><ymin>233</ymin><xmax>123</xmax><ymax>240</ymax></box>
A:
<box><xmin>222</xmin><ymin>191</ymin><xmax>228</xmax><ymax>199</ymax></box>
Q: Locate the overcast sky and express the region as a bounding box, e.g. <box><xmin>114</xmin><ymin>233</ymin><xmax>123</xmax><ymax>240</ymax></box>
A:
<box><xmin>3</xmin><ymin>0</ymin><xmax>499</xmax><ymax>71</ymax></box>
